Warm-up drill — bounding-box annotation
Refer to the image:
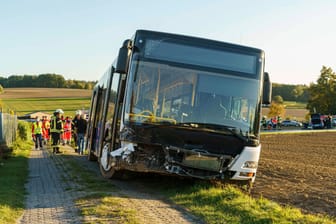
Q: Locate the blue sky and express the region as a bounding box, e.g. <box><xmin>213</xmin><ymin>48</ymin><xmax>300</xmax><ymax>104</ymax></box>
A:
<box><xmin>1</xmin><ymin>0</ymin><xmax>336</xmax><ymax>85</ymax></box>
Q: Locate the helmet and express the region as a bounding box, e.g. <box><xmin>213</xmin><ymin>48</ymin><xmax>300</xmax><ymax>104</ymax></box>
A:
<box><xmin>75</xmin><ymin>110</ymin><xmax>82</xmax><ymax>115</ymax></box>
<box><xmin>55</xmin><ymin>109</ymin><xmax>64</xmax><ymax>114</ymax></box>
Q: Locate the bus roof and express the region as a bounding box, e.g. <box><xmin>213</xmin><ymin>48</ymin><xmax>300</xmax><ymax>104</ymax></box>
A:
<box><xmin>134</xmin><ymin>29</ymin><xmax>264</xmax><ymax>56</ymax></box>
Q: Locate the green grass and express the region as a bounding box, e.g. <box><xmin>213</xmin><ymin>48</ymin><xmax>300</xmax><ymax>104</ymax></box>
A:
<box><xmin>76</xmin><ymin>194</ymin><xmax>138</xmax><ymax>224</ymax></box>
<box><xmin>57</xmin><ymin>155</ymin><xmax>117</xmax><ymax>192</ymax></box>
<box><xmin>0</xmin><ymin>139</ymin><xmax>32</xmax><ymax>224</ymax></box>
<box><xmin>164</xmin><ymin>183</ymin><xmax>335</xmax><ymax>224</ymax></box>
<box><xmin>2</xmin><ymin>97</ymin><xmax>90</xmax><ymax>116</ymax></box>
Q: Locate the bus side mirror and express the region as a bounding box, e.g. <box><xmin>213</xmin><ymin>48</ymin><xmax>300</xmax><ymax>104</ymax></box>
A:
<box><xmin>262</xmin><ymin>72</ymin><xmax>272</xmax><ymax>105</ymax></box>
<box><xmin>116</xmin><ymin>39</ymin><xmax>131</xmax><ymax>74</ymax></box>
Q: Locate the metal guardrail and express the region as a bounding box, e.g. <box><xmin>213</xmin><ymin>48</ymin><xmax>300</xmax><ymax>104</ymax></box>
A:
<box><xmin>0</xmin><ymin>112</ymin><xmax>17</xmax><ymax>145</ymax></box>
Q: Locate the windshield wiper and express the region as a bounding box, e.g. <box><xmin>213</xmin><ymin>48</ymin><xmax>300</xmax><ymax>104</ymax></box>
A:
<box><xmin>179</xmin><ymin>122</ymin><xmax>250</xmax><ymax>142</ymax></box>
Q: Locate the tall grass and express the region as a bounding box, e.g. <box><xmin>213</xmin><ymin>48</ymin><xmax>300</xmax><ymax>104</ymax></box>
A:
<box><xmin>166</xmin><ymin>184</ymin><xmax>335</xmax><ymax>224</ymax></box>
<box><xmin>0</xmin><ymin>121</ymin><xmax>32</xmax><ymax>224</ymax></box>
<box><xmin>0</xmin><ymin>140</ymin><xmax>32</xmax><ymax>224</ymax></box>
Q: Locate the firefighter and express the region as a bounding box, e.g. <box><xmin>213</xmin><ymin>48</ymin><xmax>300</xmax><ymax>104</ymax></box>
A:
<box><xmin>63</xmin><ymin>116</ymin><xmax>72</xmax><ymax>145</ymax></box>
<box><xmin>32</xmin><ymin>117</ymin><xmax>43</xmax><ymax>150</ymax></box>
<box><xmin>50</xmin><ymin>109</ymin><xmax>64</xmax><ymax>154</ymax></box>
<box><xmin>42</xmin><ymin>116</ymin><xmax>51</xmax><ymax>144</ymax></box>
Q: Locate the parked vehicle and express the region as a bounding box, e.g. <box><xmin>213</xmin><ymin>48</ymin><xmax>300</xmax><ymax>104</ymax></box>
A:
<box><xmin>281</xmin><ymin>120</ymin><xmax>302</xmax><ymax>127</ymax></box>
<box><xmin>310</xmin><ymin>113</ymin><xmax>324</xmax><ymax>129</ymax></box>
<box><xmin>332</xmin><ymin>118</ymin><xmax>336</xmax><ymax>127</ymax></box>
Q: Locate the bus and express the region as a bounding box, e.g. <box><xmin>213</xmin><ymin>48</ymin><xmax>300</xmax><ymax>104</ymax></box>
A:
<box><xmin>86</xmin><ymin>30</ymin><xmax>271</xmax><ymax>187</ymax></box>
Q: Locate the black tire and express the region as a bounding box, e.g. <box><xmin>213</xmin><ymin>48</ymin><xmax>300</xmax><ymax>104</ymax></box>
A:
<box><xmin>99</xmin><ymin>161</ymin><xmax>117</xmax><ymax>179</ymax></box>
<box><xmin>99</xmin><ymin>143</ymin><xmax>117</xmax><ymax>179</ymax></box>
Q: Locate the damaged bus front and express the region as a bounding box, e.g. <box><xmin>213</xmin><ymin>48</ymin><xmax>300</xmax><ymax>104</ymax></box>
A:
<box><xmin>86</xmin><ymin>30</ymin><xmax>271</xmax><ymax>185</ymax></box>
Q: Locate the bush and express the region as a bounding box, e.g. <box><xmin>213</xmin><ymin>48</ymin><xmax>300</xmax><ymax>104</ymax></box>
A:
<box><xmin>17</xmin><ymin>121</ymin><xmax>31</xmax><ymax>141</ymax></box>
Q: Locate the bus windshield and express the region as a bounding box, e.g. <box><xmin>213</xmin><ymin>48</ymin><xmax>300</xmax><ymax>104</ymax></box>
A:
<box><xmin>124</xmin><ymin>60</ymin><xmax>260</xmax><ymax>136</ymax></box>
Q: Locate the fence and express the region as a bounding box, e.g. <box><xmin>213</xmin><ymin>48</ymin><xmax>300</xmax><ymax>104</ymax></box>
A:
<box><xmin>0</xmin><ymin>112</ymin><xmax>17</xmax><ymax>146</ymax></box>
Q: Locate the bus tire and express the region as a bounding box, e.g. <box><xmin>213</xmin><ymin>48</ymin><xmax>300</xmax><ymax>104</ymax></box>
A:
<box><xmin>99</xmin><ymin>143</ymin><xmax>117</xmax><ymax>178</ymax></box>
<box><xmin>99</xmin><ymin>162</ymin><xmax>117</xmax><ymax>179</ymax></box>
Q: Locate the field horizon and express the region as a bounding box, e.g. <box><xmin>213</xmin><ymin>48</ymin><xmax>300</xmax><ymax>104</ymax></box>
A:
<box><xmin>0</xmin><ymin>87</ymin><xmax>92</xmax><ymax>99</ymax></box>
<box><xmin>0</xmin><ymin>88</ymin><xmax>92</xmax><ymax>116</ymax></box>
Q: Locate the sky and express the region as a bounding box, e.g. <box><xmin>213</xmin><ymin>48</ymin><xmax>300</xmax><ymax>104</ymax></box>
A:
<box><xmin>1</xmin><ymin>0</ymin><xmax>336</xmax><ymax>85</ymax></box>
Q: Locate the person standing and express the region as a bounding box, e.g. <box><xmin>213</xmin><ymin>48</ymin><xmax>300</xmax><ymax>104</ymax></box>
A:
<box><xmin>32</xmin><ymin>117</ymin><xmax>43</xmax><ymax>150</ymax></box>
<box><xmin>75</xmin><ymin>113</ymin><xmax>87</xmax><ymax>155</ymax></box>
<box><xmin>50</xmin><ymin>109</ymin><xmax>64</xmax><ymax>154</ymax></box>
<box><xmin>42</xmin><ymin>116</ymin><xmax>51</xmax><ymax>144</ymax></box>
<box><xmin>277</xmin><ymin>115</ymin><xmax>282</xmax><ymax>130</ymax></box>
<box><xmin>72</xmin><ymin>111</ymin><xmax>81</xmax><ymax>152</ymax></box>
<box><xmin>63</xmin><ymin>116</ymin><xmax>72</xmax><ymax>145</ymax></box>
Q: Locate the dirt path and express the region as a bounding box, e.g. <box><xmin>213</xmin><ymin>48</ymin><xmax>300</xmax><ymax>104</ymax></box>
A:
<box><xmin>18</xmin><ymin>146</ymin><xmax>203</xmax><ymax>224</ymax></box>
<box><xmin>18</xmin><ymin>149</ymin><xmax>83</xmax><ymax>223</ymax></box>
<box><xmin>253</xmin><ymin>132</ymin><xmax>336</xmax><ymax>217</ymax></box>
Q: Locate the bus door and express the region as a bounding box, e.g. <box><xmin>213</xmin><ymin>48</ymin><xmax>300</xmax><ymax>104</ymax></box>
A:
<box><xmin>87</xmin><ymin>86</ymin><xmax>103</xmax><ymax>159</ymax></box>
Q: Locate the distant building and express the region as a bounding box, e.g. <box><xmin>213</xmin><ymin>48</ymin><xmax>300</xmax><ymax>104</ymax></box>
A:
<box><xmin>18</xmin><ymin>111</ymin><xmax>51</xmax><ymax>121</ymax></box>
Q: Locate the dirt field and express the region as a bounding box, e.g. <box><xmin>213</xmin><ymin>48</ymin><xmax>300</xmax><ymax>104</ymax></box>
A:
<box><xmin>0</xmin><ymin>88</ymin><xmax>92</xmax><ymax>98</ymax></box>
<box><xmin>253</xmin><ymin>131</ymin><xmax>336</xmax><ymax>217</ymax></box>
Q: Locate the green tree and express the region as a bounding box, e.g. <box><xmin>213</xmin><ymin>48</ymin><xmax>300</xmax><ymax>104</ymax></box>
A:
<box><xmin>306</xmin><ymin>66</ymin><xmax>336</xmax><ymax>114</ymax></box>
<box><xmin>268</xmin><ymin>95</ymin><xmax>285</xmax><ymax>118</ymax></box>
<box><xmin>272</xmin><ymin>95</ymin><xmax>284</xmax><ymax>104</ymax></box>
<box><xmin>272</xmin><ymin>83</ymin><xmax>309</xmax><ymax>102</ymax></box>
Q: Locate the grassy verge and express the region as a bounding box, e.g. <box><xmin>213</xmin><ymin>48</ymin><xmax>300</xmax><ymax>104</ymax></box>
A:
<box><xmin>58</xmin><ymin>153</ymin><xmax>138</xmax><ymax>224</ymax></box>
<box><xmin>163</xmin><ymin>183</ymin><xmax>336</xmax><ymax>224</ymax></box>
<box><xmin>0</xmin><ymin>139</ymin><xmax>32</xmax><ymax>224</ymax></box>
<box><xmin>76</xmin><ymin>194</ymin><xmax>138</xmax><ymax>224</ymax></box>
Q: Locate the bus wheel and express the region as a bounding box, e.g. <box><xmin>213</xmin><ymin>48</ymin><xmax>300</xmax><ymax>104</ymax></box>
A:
<box><xmin>99</xmin><ymin>143</ymin><xmax>116</xmax><ymax>178</ymax></box>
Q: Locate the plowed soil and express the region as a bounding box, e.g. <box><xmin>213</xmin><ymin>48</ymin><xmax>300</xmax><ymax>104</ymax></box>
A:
<box><xmin>253</xmin><ymin>132</ymin><xmax>336</xmax><ymax>217</ymax></box>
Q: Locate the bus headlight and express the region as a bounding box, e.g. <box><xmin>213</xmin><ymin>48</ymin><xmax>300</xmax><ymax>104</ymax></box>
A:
<box><xmin>243</xmin><ymin>161</ymin><xmax>258</xmax><ymax>169</ymax></box>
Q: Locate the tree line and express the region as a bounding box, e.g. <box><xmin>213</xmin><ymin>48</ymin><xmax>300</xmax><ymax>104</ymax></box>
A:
<box><xmin>272</xmin><ymin>83</ymin><xmax>309</xmax><ymax>102</ymax></box>
<box><xmin>0</xmin><ymin>74</ymin><xmax>96</xmax><ymax>90</ymax></box>
<box><xmin>269</xmin><ymin>66</ymin><xmax>336</xmax><ymax>117</ymax></box>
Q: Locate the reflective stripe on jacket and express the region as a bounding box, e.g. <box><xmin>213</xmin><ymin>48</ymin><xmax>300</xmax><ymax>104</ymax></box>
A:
<box><xmin>50</xmin><ymin>116</ymin><xmax>63</xmax><ymax>133</ymax></box>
